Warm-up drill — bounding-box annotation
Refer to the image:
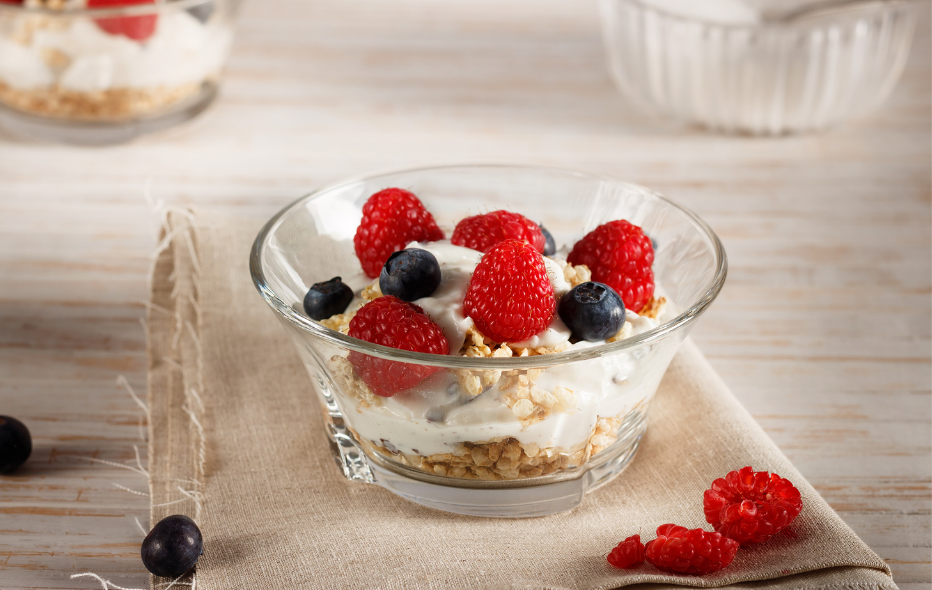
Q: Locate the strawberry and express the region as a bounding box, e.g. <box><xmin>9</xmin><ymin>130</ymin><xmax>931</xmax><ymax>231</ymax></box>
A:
<box><xmin>88</xmin><ymin>0</ymin><xmax>158</xmax><ymax>42</ymax></box>
<box><xmin>347</xmin><ymin>296</ymin><xmax>450</xmax><ymax>397</ymax></box>
<box><xmin>451</xmin><ymin>210</ymin><xmax>546</xmax><ymax>254</ymax></box>
<box><xmin>464</xmin><ymin>239</ymin><xmax>555</xmax><ymax>343</ymax></box>
<box><xmin>353</xmin><ymin>188</ymin><xmax>444</xmax><ymax>279</ymax></box>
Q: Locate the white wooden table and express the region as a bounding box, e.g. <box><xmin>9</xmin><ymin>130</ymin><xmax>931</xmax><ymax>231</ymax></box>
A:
<box><xmin>1</xmin><ymin>1</ymin><xmax>929</xmax><ymax>588</ymax></box>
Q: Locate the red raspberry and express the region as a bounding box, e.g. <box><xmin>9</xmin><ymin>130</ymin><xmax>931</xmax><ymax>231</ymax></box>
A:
<box><xmin>347</xmin><ymin>296</ymin><xmax>450</xmax><ymax>397</ymax></box>
<box><xmin>607</xmin><ymin>534</ymin><xmax>645</xmax><ymax>569</ymax></box>
<box><xmin>353</xmin><ymin>188</ymin><xmax>444</xmax><ymax>279</ymax></box>
<box><xmin>567</xmin><ymin>220</ymin><xmax>654</xmax><ymax>313</ymax></box>
<box><xmin>87</xmin><ymin>0</ymin><xmax>158</xmax><ymax>41</ymax></box>
<box><xmin>451</xmin><ymin>210</ymin><xmax>546</xmax><ymax>254</ymax></box>
<box><xmin>704</xmin><ymin>466</ymin><xmax>803</xmax><ymax>545</ymax></box>
<box><xmin>645</xmin><ymin>524</ymin><xmax>738</xmax><ymax>575</ymax></box>
<box><xmin>464</xmin><ymin>239</ymin><xmax>555</xmax><ymax>343</ymax></box>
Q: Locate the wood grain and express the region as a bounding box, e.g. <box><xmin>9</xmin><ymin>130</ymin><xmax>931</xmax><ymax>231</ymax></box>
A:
<box><xmin>0</xmin><ymin>0</ymin><xmax>929</xmax><ymax>588</ymax></box>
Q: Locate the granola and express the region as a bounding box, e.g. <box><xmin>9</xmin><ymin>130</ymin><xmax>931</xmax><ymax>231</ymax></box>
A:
<box><xmin>0</xmin><ymin>82</ymin><xmax>204</xmax><ymax>121</ymax></box>
<box><xmin>358</xmin><ymin>413</ymin><xmax>624</xmax><ymax>481</ymax></box>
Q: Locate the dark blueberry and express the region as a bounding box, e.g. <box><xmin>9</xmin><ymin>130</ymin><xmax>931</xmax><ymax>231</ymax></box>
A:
<box><xmin>558</xmin><ymin>282</ymin><xmax>626</xmax><ymax>342</ymax></box>
<box><xmin>303</xmin><ymin>277</ymin><xmax>354</xmax><ymax>320</ymax></box>
<box><xmin>649</xmin><ymin>234</ymin><xmax>658</xmax><ymax>252</ymax></box>
<box><xmin>141</xmin><ymin>515</ymin><xmax>204</xmax><ymax>578</ymax></box>
<box><xmin>539</xmin><ymin>223</ymin><xmax>557</xmax><ymax>256</ymax></box>
<box><xmin>186</xmin><ymin>1</ymin><xmax>215</xmax><ymax>23</ymax></box>
<box><xmin>379</xmin><ymin>248</ymin><xmax>441</xmax><ymax>302</ymax></box>
<box><xmin>0</xmin><ymin>416</ymin><xmax>31</xmax><ymax>474</ymax></box>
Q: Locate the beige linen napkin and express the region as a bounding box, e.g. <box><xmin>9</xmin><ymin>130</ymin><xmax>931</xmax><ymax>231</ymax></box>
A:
<box><xmin>147</xmin><ymin>210</ymin><xmax>897</xmax><ymax>590</ymax></box>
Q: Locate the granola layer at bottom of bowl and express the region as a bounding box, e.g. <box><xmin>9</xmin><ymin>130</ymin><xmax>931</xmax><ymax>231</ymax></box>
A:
<box><xmin>353</xmin><ymin>413</ymin><xmax>625</xmax><ymax>481</ymax></box>
<box><xmin>0</xmin><ymin>80</ymin><xmax>205</xmax><ymax>120</ymax></box>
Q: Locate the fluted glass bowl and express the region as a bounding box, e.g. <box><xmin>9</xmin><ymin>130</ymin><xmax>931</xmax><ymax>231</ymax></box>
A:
<box><xmin>600</xmin><ymin>0</ymin><xmax>920</xmax><ymax>135</ymax></box>
<box><xmin>250</xmin><ymin>165</ymin><xmax>727</xmax><ymax>517</ymax></box>
<box><xmin>0</xmin><ymin>0</ymin><xmax>241</xmax><ymax>144</ymax></box>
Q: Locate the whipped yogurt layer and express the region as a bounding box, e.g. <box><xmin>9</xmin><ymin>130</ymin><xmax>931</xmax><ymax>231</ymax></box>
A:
<box><xmin>0</xmin><ymin>11</ymin><xmax>232</xmax><ymax>91</ymax></box>
<box><xmin>333</xmin><ymin>239</ymin><xmax>669</xmax><ymax>460</ymax></box>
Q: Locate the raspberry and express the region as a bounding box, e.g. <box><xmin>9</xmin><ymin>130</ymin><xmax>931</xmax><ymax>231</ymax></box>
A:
<box><xmin>464</xmin><ymin>239</ymin><xmax>555</xmax><ymax>343</ymax></box>
<box><xmin>451</xmin><ymin>210</ymin><xmax>546</xmax><ymax>254</ymax></box>
<box><xmin>704</xmin><ymin>466</ymin><xmax>803</xmax><ymax>545</ymax></box>
<box><xmin>607</xmin><ymin>534</ymin><xmax>645</xmax><ymax>569</ymax></box>
<box><xmin>567</xmin><ymin>220</ymin><xmax>654</xmax><ymax>313</ymax></box>
<box><xmin>87</xmin><ymin>0</ymin><xmax>158</xmax><ymax>41</ymax></box>
<box><xmin>645</xmin><ymin>524</ymin><xmax>738</xmax><ymax>575</ymax></box>
<box><xmin>354</xmin><ymin>188</ymin><xmax>444</xmax><ymax>279</ymax></box>
<box><xmin>347</xmin><ymin>296</ymin><xmax>450</xmax><ymax>397</ymax></box>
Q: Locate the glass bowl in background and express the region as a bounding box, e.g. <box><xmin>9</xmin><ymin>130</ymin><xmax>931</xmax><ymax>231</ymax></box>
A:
<box><xmin>251</xmin><ymin>165</ymin><xmax>727</xmax><ymax>517</ymax></box>
<box><xmin>0</xmin><ymin>0</ymin><xmax>241</xmax><ymax>144</ymax></box>
<box><xmin>600</xmin><ymin>0</ymin><xmax>920</xmax><ymax>135</ymax></box>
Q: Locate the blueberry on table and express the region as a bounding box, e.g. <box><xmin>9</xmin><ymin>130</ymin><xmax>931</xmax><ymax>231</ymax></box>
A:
<box><xmin>141</xmin><ymin>515</ymin><xmax>204</xmax><ymax>578</ymax></box>
<box><xmin>0</xmin><ymin>416</ymin><xmax>31</xmax><ymax>474</ymax></box>
<box><xmin>558</xmin><ymin>282</ymin><xmax>626</xmax><ymax>342</ymax></box>
<box><xmin>538</xmin><ymin>223</ymin><xmax>557</xmax><ymax>256</ymax></box>
<box><xmin>303</xmin><ymin>277</ymin><xmax>354</xmax><ymax>320</ymax></box>
<box><xmin>379</xmin><ymin>248</ymin><xmax>442</xmax><ymax>302</ymax></box>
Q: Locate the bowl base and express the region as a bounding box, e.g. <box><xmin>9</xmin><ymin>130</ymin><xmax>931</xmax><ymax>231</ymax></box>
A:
<box><xmin>0</xmin><ymin>82</ymin><xmax>217</xmax><ymax>146</ymax></box>
<box><xmin>366</xmin><ymin>435</ymin><xmax>644</xmax><ymax>517</ymax></box>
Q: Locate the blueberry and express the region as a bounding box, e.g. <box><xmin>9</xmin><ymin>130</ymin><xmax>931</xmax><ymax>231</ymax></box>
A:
<box><xmin>141</xmin><ymin>515</ymin><xmax>204</xmax><ymax>578</ymax></box>
<box><xmin>187</xmin><ymin>1</ymin><xmax>214</xmax><ymax>23</ymax></box>
<box><xmin>379</xmin><ymin>248</ymin><xmax>441</xmax><ymax>302</ymax></box>
<box><xmin>558</xmin><ymin>282</ymin><xmax>626</xmax><ymax>342</ymax></box>
<box><xmin>649</xmin><ymin>234</ymin><xmax>658</xmax><ymax>252</ymax></box>
<box><xmin>0</xmin><ymin>416</ymin><xmax>31</xmax><ymax>474</ymax></box>
<box><xmin>539</xmin><ymin>223</ymin><xmax>557</xmax><ymax>256</ymax></box>
<box><xmin>303</xmin><ymin>277</ymin><xmax>354</xmax><ymax>320</ymax></box>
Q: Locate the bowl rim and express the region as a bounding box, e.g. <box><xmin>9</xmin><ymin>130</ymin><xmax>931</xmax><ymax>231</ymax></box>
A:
<box><xmin>604</xmin><ymin>0</ymin><xmax>921</xmax><ymax>30</ymax></box>
<box><xmin>0</xmin><ymin>0</ymin><xmax>221</xmax><ymax>18</ymax></box>
<box><xmin>250</xmin><ymin>163</ymin><xmax>728</xmax><ymax>370</ymax></box>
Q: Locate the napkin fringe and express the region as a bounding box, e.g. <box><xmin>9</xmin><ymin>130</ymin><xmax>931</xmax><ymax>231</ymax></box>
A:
<box><xmin>147</xmin><ymin>207</ymin><xmax>207</xmax><ymax>590</ymax></box>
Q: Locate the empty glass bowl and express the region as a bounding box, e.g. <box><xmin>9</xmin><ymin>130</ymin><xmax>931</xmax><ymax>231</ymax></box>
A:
<box><xmin>0</xmin><ymin>0</ymin><xmax>241</xmax><ymax>144</ymax></box>
<box><xmin>600</xmin><ymin>0</ymin><xmax>920</xmax><ymax>134</ymax></box>
<box><xmin>251</xmin><ymin>165</ymin><xmax>727</xmax><ymax>517</ymax></box>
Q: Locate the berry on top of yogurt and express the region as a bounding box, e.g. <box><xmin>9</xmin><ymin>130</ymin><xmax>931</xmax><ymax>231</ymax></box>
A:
<box><xmin>451</xmin><ymin>210</ymin><xmax>546</xmax><ymax>254</ymax></box>
<box><xmin>463</xmin><ymin>239</ymin><xmax>555</xmax><ymax>343</ymax></box>
<box><xmin>379</xmin><ymin>248</ymin><xmax>441</xmax><ymax>302</ymax></box>
<box><xmin>303</xmin><ymin>277</ymin><xmax>353</xmax><ymax>321</ymax></box>
<box><xmin>558</xmin><ymin>281</ymin><xmax>625</xmax><ymax>342</ymax></box>
<box><xmin>568</xmin><ymin>220</ymin><xmax>655</xmax><ymax>313</ymax></box>
<box><xmin>354</xmin><ymin>188</ymin><xmax>444</xmax><ymax>279</ymax></box>
<box><xmin>88</xmin><ymin>0</ymin><xmax>159</xmax><ymax>42</ymax></box>
<box><xmin>348</xmin><ymin>296</ymin><xmax>450</xmax><ymax>397</ymax></box>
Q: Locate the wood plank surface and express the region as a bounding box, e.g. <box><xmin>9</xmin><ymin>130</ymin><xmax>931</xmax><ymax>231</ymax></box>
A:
<box><xmin>0</xmin><ymin>1</ymin><xmax>929</xmax><ymax>588</ymax></box>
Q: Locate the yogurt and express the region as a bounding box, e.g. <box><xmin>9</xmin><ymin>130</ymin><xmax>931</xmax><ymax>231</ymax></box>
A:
<box><xmin>329</xmin><ymin>239</ymin><xmax>668</xmax><ymax>474</ymax></box>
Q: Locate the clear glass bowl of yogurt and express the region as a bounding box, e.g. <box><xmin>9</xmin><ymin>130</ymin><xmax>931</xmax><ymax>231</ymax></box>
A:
<box><xmin>0</xmin><ymin>0</ymin><xmax>240</xmax><ymax>144</ymax></box>
<box><xmin>600</xmin><ymin>0</ymin><xmax>920</xmax><ymax>135</ymax></box>
<box><xmin>251</xmin><ymin>165</ymin><xmax>727</xmax><ymax>517</ymax></box>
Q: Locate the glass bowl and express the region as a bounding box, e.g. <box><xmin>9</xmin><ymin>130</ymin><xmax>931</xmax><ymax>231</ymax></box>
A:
<box><xmin>250</xmin><ymin>165</ymin><xmax>727</xmax><ymax>517</ymax></box>
<box><xmin>600</xmin><ymin>0</ymin><xmax>920</xmax><ymax>135</ymax></box>
<box><xmin>0</xmin><ymin>0</ymin><xmax>241</xmax><ymax>144</ymax></box>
